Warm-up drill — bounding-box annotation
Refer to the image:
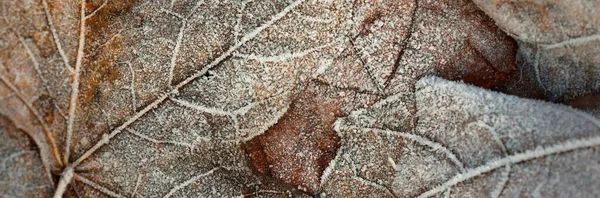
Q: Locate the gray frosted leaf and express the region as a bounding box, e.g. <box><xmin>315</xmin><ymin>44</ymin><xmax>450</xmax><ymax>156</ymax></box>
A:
<box><xmin>324</xmin><ymin>76</ymin><xmax>600</xmax><ymax>197</ymax></box>
<box><xmin>415</xmin><ymin>76</ymin><xmax>600</xmax><ymax>197</ymax></box>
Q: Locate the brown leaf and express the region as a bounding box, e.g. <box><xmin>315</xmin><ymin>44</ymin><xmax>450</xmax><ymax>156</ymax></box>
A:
<box><xmin>243</xmin><ymin>80</ymin><xmax>378</xmax><ymax>194</ymax></box>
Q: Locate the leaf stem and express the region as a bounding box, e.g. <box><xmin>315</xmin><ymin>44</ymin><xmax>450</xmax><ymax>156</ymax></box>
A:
<box><xmin>53</xmin><ymin>166</ymin><xmax>73</xmax><ymax>198</ymax></box>
<box><xmin>64</xmin><ymin>0</ymin><xmax>86</xmax><ymax>164</ymax></box>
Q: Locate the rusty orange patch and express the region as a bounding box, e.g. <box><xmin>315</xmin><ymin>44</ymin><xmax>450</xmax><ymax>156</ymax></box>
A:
<box><xmin>242</xmin><ymin>81</ymin><xmax>351</xmax><ymax>194</ymax></box>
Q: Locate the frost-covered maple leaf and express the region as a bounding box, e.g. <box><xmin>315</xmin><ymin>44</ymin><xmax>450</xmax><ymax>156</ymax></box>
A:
<box><xmin>0</xmin><ymin>0</ymin><xmax>599</xmax><ymax>197</ymax></box>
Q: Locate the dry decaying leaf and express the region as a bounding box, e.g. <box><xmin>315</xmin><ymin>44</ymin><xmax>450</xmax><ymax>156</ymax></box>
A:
<box><xmin>0</xmin><ymin>0</ymin><xmax>599</xmax><ymax>197</ymax></box>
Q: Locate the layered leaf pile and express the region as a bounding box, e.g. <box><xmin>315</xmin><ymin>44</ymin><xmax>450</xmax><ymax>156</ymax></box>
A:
<box><xmin>0</xmin><ymin>0</ymin><xmax>598</xmax><ymax>197</ymax></box>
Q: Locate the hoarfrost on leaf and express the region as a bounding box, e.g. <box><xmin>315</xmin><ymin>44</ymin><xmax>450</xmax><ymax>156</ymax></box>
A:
<box><xmin>0</xmin><ymin>0</ymin><xmax>599</xmax><ymax>197</ymax></box>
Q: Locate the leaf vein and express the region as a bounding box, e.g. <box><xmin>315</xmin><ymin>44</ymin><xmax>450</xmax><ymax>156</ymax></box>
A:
<box><xmin>418</xmin><ymin>136</ymin><xmax>600</xmax><ymax>198</ymax></box>
<box><xmin>70</xmin><ymin>0</ymin><xmax>306</xmax><ymax>168</ymax></box>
